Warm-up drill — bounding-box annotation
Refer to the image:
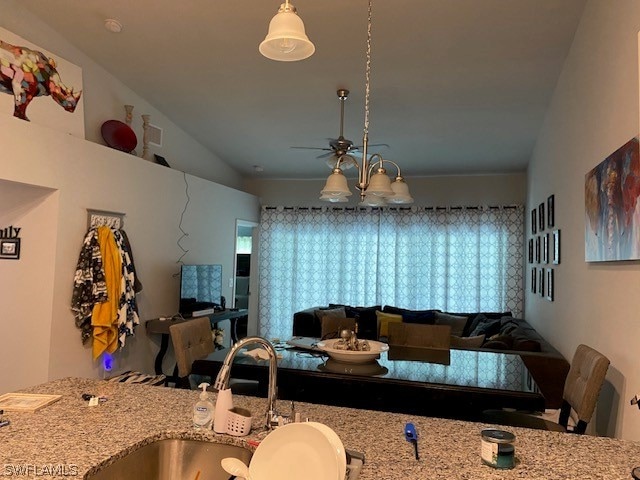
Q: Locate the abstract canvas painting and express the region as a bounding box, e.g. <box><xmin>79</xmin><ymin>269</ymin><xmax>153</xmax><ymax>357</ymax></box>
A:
<box><xmin>0</xmin><ymin>27</ymin><xmax>84</xmax><ymax>138</ymax></box>
<box><xmin>585</xmin><ymin>136</ymin><xmax>640</xmax><ymax>261</ymax></box>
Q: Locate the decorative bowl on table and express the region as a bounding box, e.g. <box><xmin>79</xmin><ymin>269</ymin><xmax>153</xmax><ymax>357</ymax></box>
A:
<box><xmin>316</xmin><ymin>339</ymin><xmax>389</xmax><ymax>364</ymax></box>
<box><xmin>318</xmin><ymin>358</ymin><xmax>389</xmax><ymax>376</ymax></box>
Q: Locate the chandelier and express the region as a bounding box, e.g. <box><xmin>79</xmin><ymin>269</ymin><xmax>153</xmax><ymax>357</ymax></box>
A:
<box><xmin>320</xmin><ymin>0</ymin><xmax>413</xmax><ymax>206</ymax></box>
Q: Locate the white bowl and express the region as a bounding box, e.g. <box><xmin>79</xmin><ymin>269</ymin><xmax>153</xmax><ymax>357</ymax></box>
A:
<box><xmin>249</xmin><ymin>422</ymin><xmax>341</xmax><ymax>480</ymax></box>
<box><xmin>316</xmin><ymin>339</ymin><xmax>389</xmax><ymax>364</ymax></box>
<box><xmin>319</xmin><ymin>358</ymin><xmax>389</xmax><ymax>376</ymax></box>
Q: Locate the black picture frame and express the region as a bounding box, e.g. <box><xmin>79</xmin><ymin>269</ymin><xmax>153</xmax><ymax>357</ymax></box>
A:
<box><xmin>546</xmin><ymin>268</ymin><xmax>554</xmax><ymax>301</ymax></box>
<box><xmin>531</xmin><ymin>267</ymin><xmax>537</xmax><ymax>294</ymax></box>
<box><xmin>538</xmin><ymin>267</ymin><xmax>544</xmax><ymax>297</ymax></box>
<box><xmin>535</xmin><ymin>236</ymin><xmax>541</xmax><ymax>263</ymax></box>
<box><xmin>531</xmin><ymin>209</ymin><xmax>537</xmax><ymax>235</ymax></box>
<box><xmin>538</xmin><ymin>203</ymin><xmax>545</xmax><ymax>232</ymax></box>
<box><xmin>543</xmin><ymin>233</ymin><xmax>549</xmax><ymax>264</ymax></box>
<box><xmin>0</xmin><ymin>239</ymin><xmax>20</xmax><ymax>260</ymax></box>
<box><xmin>528</xmin><ymin>238</ymin><xmax>534</xmax><ymax>263</ymax></box>
<box><xmin>547</xmin><ymin>194</ymin><xmax>555</xmax><ymax>228</ymax></box>
<box><xmin>553</xmin><ymin>229</ymin><xmax>561</xmax><ymax>265</ymax></box>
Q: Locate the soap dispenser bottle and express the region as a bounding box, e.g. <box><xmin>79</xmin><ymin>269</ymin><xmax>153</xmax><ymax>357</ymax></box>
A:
<box><xmin>213</xmin><ymin>386</ymin><xmax>234</xmax><ymax>433</ymax></box>
<box><xmin>193</xmin><ymin>383</ymin><xmax>215</xmax><ymax>430</ymax></box>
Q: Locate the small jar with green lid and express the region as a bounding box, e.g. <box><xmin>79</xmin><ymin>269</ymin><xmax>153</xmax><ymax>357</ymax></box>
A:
<box><xmin>480</xmin><ymin>429</ymin><xmax>516</xmax><ymax>469</ymax></box>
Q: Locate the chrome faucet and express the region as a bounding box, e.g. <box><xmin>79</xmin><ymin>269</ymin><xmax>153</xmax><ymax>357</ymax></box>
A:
<box><xmin>213</xmin><ymin>336</ymin><xmax>281</xmax><ymax>430</ymax></box>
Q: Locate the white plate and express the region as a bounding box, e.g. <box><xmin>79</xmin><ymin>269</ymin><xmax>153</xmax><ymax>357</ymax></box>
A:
<box><xmin>249</xmin><ymin>422</ymin><xmax>341</xmax><ymax>480</ymax></box>
<box><xmin>317</xmin><ymin>339</ymin><xmax>389</xmax><ymax>364</ymax></box>
<box><xmin>306</xmin><ymin>422</ymin><xmax>347</xmax><ymax>480</ymax></box>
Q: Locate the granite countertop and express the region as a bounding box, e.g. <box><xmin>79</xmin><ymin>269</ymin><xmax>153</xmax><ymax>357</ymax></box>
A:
<box><xmin>1</xmin><ymin>377</ymin><xmax>640</xmax><ymax>479</ymax></box>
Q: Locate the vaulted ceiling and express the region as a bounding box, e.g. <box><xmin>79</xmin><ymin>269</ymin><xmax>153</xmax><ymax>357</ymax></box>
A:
<box><xmin>21</xmin><ymin>0</ymin><xmax>587</xmax><ymax>179</ymax></box>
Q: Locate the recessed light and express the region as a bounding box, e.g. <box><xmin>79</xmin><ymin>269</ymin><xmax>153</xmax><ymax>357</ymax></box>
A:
<box><xmin>104</xmin><ymin>19</ymin><xmax>123</xmax><ymax>33</ymax></box>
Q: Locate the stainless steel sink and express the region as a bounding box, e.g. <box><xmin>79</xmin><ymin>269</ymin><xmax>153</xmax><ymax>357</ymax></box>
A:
<box><xmin>86</xmin><ymin>438</ymin><xmax>252</xmax><ymax>480</ymax></box>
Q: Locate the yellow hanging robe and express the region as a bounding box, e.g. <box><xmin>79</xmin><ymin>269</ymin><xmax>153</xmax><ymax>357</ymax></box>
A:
<box><xmin>91</xmin><ymin>226</ymin><xmax>122</xmax><ymax>360</ymax></box>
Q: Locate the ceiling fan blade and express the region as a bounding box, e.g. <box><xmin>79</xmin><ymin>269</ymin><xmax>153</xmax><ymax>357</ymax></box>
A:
<box><xmin>291</xmin><ymin>146</ymin><xmax>333</xmax><ymax>151</ymax></box>
<box><xmin>316</xmin><ymin>151</ymin><xmax>335</xmax><ymax>159</ymax></box>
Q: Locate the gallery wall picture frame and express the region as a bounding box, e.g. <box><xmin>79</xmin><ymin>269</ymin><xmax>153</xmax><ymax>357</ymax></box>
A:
<box><xmin>538</xmin><ymin>203</ymin><xmax>545</xmax><ymax>231</ymax></box>
<box><xmin>531</xmin><ymin>209</ymin><xmax>537</xmax><ymax>235</ymax></box>
<box><xmin>547</xmin><ymin>194</ymin><xmax>555</xmax><ymax>228</ymax></box>
<box><xmin>531</xmin><ymin>267</ymin><xmax>537</xmax><ymax>294</ymax></box>
<box><xmin>535</xmin><ymin>236</ymin><xmax>541</xmax><ymax>263</ymax></box>
<box><xmin>538</xmin><ymin>267</ymin><xmax>545</xmax><ymax>297</ymax></box>
<box><xmin>528</xmin><ymin>238</ymin><xmax>534</xmax><ymax>263</ymax></box>
<box><xmin>553</xmin><ymin>229</ymin><xmax>561</xmax><ymax>265</ymax></box>
<box><xmin>546</xmin><ymin>268</ymin><xmax>554</xmax><ymax>301</ymax></box>
<box><xmin>543</xmin><ymin>233</ymin><xmax>549</xmax><ymax>264</ymax></box>
<box><xmin>0</xmin><ymin>239</ymin><xmax>20</xmax><ymax>259</ymax></box>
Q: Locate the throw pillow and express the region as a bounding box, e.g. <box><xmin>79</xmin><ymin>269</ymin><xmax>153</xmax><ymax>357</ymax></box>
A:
<box><xmin>376</xmin><ymin>311</ymin><xmax>403</xmax><ymax>338</ymax></box>
<box><xmin>450</xmin><ymin>334</ymin><xmax>485</xmax><ymax>348</ymax></box>
<box><xmin>512</xmin><ymin>335</ymin><xmax>542</xmax><ymax>352</ymax></box>
<box><xmin>320</xmin><ymin>315</ymin><xmax>356</xmax><ymax>339</ymax></box>
<box><xmin>402</xmin><ymin>310</ymin><xmax>437</xmax><ymax>325</ymax></box>
<box><xmin>460</xmin><ymin>312</ymin><xmax>513</xmax><ymax>337</ymax></box>
<box><xmin>482</xmin><ymin>339</ymin><xmax>511</xmax><ymax>350</ymax></box>
<box><xmin>344</xmin><ymin>306</ymin><xmax>381</xmax><ymax>340</ymax></box>
<box><xmin>434</xmin><ymin>312</ymin><xmax>467</xmax><ymax>337</ymax></box>
<box><xmin>314</xmin><ymin>307</ymin><xmax>345</xmax><ymax>322</ymax></box>
<box><xmin>464</xmin><ymin>314</ymin><xmax>488</xmax><ymax>337</ymax></box>
<box><xmin>470</xmin><ymin>318</ymin><xmax>502</xmax><ymax>338</ymax></box>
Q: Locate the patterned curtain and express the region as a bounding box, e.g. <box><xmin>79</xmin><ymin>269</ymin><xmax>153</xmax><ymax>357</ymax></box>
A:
<box><xmin>258</xmin><ymin>205</ymin><xmax>524</xmax><ymax>340</ymax></box>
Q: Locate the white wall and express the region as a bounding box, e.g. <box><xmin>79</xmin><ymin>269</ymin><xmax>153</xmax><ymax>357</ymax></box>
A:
<box><xmin>527</xmin><ymin>0</ymin><xmax>640</xmax><ymax>439</ymax></box>
<box><xmin>0</xmin><ymin>115</ymin><xmax>260</xmax><ymax>390</ymax></box>
<box><xmin>245</xmin><ymin>173</ymin><xmax>527</xmax><ymax>207</ymax></box>
<box><xmin>0</xmin><ymin>181</ymin><xmax>58</xmax><ymax>392</ymax></box>
<box><xmin>1</xmin><ymin>0</ymin><xmax>243</xmax><ymax>190</ymax></box>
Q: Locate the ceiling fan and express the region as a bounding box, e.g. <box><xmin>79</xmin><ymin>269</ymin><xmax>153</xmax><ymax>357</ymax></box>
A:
<box><xmin>291</xmin><ymin>89</ymin><xmax>388</xmax><ymax>169</ymax></box>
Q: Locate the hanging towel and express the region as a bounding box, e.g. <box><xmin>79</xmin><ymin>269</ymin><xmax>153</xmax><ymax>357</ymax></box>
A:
<box><xmin>120</xmin><ymin>229</ymin><xmax>143</xmax><ymax>293</ymax></box>
<box><xmin>91</xmin><ymin>226</ymin><xmax>121</xmax><ymax>360</ymax></box>
<box><xmin>71</xmin><ymin>228</ymin><xmax>108</xmax><ymax>344</ymax></box>
<box><xmin>112</xmin><ymin>229</ymin><xmax>140</xmax><ymax>347</ymax></box>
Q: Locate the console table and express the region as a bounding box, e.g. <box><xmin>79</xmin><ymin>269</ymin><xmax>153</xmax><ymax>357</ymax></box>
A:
<box><xmin>145</xmin><ymin>309</ymin><xmax>248</xmax><ymax>379</ymax></box>
<box><xmin>192</xmin><ymin>345</ymin><xmax>545</xmax><ymax>421</ymax></box>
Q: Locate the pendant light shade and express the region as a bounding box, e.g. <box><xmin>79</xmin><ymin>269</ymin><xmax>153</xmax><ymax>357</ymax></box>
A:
<box><xmin>259</xmin><ymin>2</ymin><xmax>315</xmax><ymax>62</ymax></box>
<box><xmin>321</xmin><ymin>169</ymin><xmax>352</xmax><ymax>197</ymax></box>
<box><xmin>365</xmin><ymin>169</ymin><xmax>394</xmax><ymax>196</ymax></box>
<box><xmin>387</xmin><ymin>177</ymin><xmax>414</xmax><ymax>204</ymax></box>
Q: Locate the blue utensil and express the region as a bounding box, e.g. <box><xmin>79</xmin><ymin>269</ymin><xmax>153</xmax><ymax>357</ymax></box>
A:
<box><xmin>404</xmin><ymin>422</ymin><xmax>419</xmax><ymax>460</ymax></box>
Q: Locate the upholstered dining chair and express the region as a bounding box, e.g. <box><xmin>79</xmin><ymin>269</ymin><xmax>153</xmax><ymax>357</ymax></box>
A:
<box><xmin>170</xmin><ymin>317</ymin><xmax>259</xmax><ymax>394</ymax></box>
<box><xmin>387</xmin><ymin>323</ymin><xmax>452</xmax><ymax>364</ymax></box>
<box><xmin>483</xmin><ymin>344</ymin><xmax>610</xmax><ymax>434</ymax></box>
<box><xmin>169</xmin><ymin>317</ymin><xmax>215</xmax><ymax>389</ymax></box>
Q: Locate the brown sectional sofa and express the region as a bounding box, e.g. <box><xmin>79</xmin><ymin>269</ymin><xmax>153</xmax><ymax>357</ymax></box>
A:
<box><xmin>292</xmin><ymin>305</ymin><xmax>570</xmax><ymax>408</ymax></box>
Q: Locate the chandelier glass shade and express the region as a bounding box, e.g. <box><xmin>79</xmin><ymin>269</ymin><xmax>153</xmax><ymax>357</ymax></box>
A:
<box><xmin>259</xmin><ymin>1</ymin><xmax>315</xmax><ymax>62</ymax></box>
<box><xmin>319</xmin><ymin>0</ymin><xmax>412</xmax><ymax>205</ymax></box>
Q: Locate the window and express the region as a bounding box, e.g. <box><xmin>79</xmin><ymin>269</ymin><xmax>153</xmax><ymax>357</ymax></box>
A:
<box><xmin>258</xmin><ymin>206</ymin><xmax>523</xmax><ymax>340</ymax></box>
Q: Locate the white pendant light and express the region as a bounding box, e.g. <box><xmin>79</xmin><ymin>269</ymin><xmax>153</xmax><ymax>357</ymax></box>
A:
<box><xmin>320</xmin><ymin>168</ymin><xmax>352</xmax><ymax>197</ymax></box>
<box><xmin>259</xmin><ymin>1</ymin><xmax>315</xmax><ymax>62</ymax></box>
<box><xmin>386</xmin><ymin>177</ymin><xmax>414</xmax><ymax>204</ymax></box>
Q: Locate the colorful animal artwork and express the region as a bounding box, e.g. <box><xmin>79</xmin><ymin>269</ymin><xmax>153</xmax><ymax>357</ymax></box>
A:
<box><xmin>0</xmin><ymin>39</ymin><xmax>82</xmax><ymax>121</ymax></box>
<box><xmin>585</xmin><ymin>136</ymin><xmax>640</xmax><ymax>261</ymax></box>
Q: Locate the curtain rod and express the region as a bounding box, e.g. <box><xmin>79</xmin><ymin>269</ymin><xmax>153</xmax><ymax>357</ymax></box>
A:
<box><xmin>264</xmin><ymin>205</ymin><xmax>522</xmax><ymax>211</ymax></box>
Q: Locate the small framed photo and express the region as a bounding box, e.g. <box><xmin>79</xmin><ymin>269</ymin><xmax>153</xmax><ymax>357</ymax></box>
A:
<box><xmin>552</xmin><ymin>229</ymin><xmax>561</xmax><ymax>265</ymax></box>
<box><xmin>531</xmin><ymin>209</ymin><xmax>537</xmax><ymax>235</ymax></box>
<box><xmin>528</xmin><ymin>238</ymin><xmax>534</xmax><ymax>264</ymax></box>
<box><xmin>546</xmin><ymin>268</ymin><xmax>554</xmax><ymax>301</ymax></box>
<box><xmin>535</xmin><ymin>236</ymin><xmax>541</xmax><ymax>263</ymax></box>
<box><xmin>543</xmin><ymin>233</ymin><xmax>549</xmax><ymax>264</ymax></box>
<box><xmin>547</xmin><ymin>194</ymin><xmax>555</xmax><ymax>227</ymax></box>
<box><xmin>0</xmin><ymin>239</ymin><xmax>20</xmax><ymax>260</ymax></box>
<box><xmin>531</xmin><ymin>267</ymin><xmax>537</xmax><ymax>294</ymax></box>
<box><xmin>538</xmin><ymin>203</ymin><xmax>545</xmax><ymax>232</ymax></box>
<box><xmin>538</xmin><ymin>267</ymin><xmax>544</xmax><ymax>297</ymax></box>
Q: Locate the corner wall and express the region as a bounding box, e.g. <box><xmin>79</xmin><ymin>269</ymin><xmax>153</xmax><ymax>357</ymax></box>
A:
<box><xmin>0</xmin><ymin>116</ymin><xmax>260</xmax><ymax>390</ymax></box>
<box><xmin>526</xmin><ymin>0</ymin><xmax>640</xmax><ymax>439</ymax></box>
